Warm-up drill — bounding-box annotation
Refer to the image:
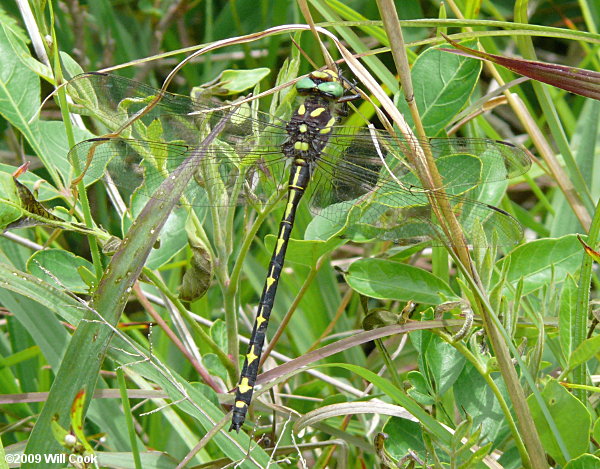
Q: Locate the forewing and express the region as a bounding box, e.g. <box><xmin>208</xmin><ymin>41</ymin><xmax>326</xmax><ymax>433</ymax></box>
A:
<box><xmin>67</xmin><ymin>137</ymin><xmax>289</xmax><ymax>209</ymax></box>
<box><xmin>67</xmin><ymin>73</ymin><xmax>293</xmax><ymax>207</ymax></box>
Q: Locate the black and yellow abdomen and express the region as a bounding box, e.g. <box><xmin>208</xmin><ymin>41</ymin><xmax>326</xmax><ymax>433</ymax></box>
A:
<box><xmin>230</xmin><ymin>70</ymin><xmax>344</xmax><ymax>432</ymax></box>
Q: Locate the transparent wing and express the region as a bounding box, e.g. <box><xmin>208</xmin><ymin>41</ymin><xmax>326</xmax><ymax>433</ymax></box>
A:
<box><xmin>67</xmin><ymin>72</ymin><xmax>290</xmax><ymax>144</ymax></box>
<box><xmin>67</xmin><ymin>72</ymin><xmax>531</xmax><ymax>247</ymax></box>
<box><xmin>67</xmin><ymin>137</ymin><xmax>289</xmax><ymax>209</ymax></box>
<box><xmin>307</xmin><ymin>131</ymin><xmax>530</xmax><ymax>247</ymax></box>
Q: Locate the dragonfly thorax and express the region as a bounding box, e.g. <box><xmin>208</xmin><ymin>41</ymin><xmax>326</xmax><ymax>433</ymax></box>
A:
<box><xmin>282</xmin><ymin>94</ymin><xmax>338</xmax><ymax>164</ymax></box>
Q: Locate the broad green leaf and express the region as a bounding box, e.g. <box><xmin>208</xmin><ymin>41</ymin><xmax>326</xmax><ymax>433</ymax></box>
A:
<box><xmin>424</xmin><ymin>337</ymin><xmax>466</xmax><ymax>395</ymax></box>
<box><xmin>203</xmin><ymin>354</ymin><xmax>228</xmax><ymax>385</ymax></box>
<box><xmin>568</xmin><ymin>334</ymin><xmax>600</xmax><ymax>371</ymax></box>
<box><xmin>210</xmin><ymin>319</ymin><xmax>228</xmax><ymax>351</ymax></box>
<box><xmin>527</xmin><ymin>379</ymin><xmax>590</xmax><ymax>466</ymax></box>
<box><xmin>0</xmin><ymin>171</ymin><xmax>22</xmax><ymax>228</ymax></box>
<box><xmin>0</xmin><ymin>163</ymin><xmax>61</xmax><ymax>202</ymax></box>
<box><xmin>304</xmin><ymin>211</ymin><xmax>347</xmax><ymax>241</ymax></box>
<box><xmin>264</xmin><ymin>233</ymin><xmax>346</xmax><ymax>266</ymax></box>
<box><xmin>60</xmin><ymin>51</ymin><xmax>86</xmax><ymax>80</ymax></box>
<box><xmin>559</xmin><ymin>275</ymin><xmax>578</xmax><ymax>361</ymax></box>
<box><xmin>192</xmin><ymin>68</ymin><xmax>270</xmax><ymax>95</ymax></box>
<box><xmin>593</xmin><ymin>417</ymin><xmax>600</xmax><ymax>446</ymax></box>
<box><xmin>345</xmin><ymin>258</ymin><xmax>458</xmax><ymax>304</ymax></box>
<box><xmin>382</xmin><ymin>418</ymin><xmax>427</xmax><ymax>460</ymax></box>
<box><xmin>496</xmin><ymin>234</ymin><xmax>584</xmax><ymax>296</ymax></box>
<box><xmin>396</xmin><ymin>41</ymin><xmax>481</xmax><ymax>136</ymax></box>
<box><xmin>406</xmin><ymin>371</ymin><xmax>435</xmax><ymax>405</ymax></box>
<box><xmin>140</xmin><ymin>208</ymin><xmax>188</xmax><ymax>270</ymax></box>
<box><xmin>454</xmin><ymin>362</ymin><xmax>509</xmax><ymax>445</ymax></box>
<box><xmin>563</xmin><ymin>454</ymin><xmax>600</xmax><ymax>469</ymax></box>
<box><xmin>36</xmin><ymin>121</ymin><xmax>94</xmax><ymax>186</ymax></box>
<box><xmin>27</xmin><ymin>250</ymin><xmax>94</xmax><ymax>294</ymax></box>
<box><xmin>0</xmin><ymin>18</ymin><xmax>40</xmax><ymax>124</ymax></box>
<box><xmin>0</xmin><ymin>20</ymin><xmax>59</xmax><ymax>184</ymax></box>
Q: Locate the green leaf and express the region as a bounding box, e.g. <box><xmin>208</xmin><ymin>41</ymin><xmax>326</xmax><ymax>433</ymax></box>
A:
<box><xmin>496</xmin><ymin>234</ymin><xmax>584</xmax><ymax>296</ymax></box>
<box><xmin>396</xmin><ymin>41</ymin><xmax>481</xmax><ymax>136</ymax></box>
<box><xmin>407</xmin><ymin>371</ymin><xmax>435</xmax><ymax>405</ymax></box>
<box><xmin>60</xmin><ymin>51</ymin><xmax>86</xmax><ymax>80</ymax></box>
<box><xmin>36</xmin><ymin>121</ymin><xmax>94</xmax><ymax>186</ymax></box>
<box><xmin>0</xmin><ymin>21</ymin><xmax>60</xmax><ymax>184</ymax></box>
<box><xmin>264</xmin><ymin>234</ymin><xmax>345</xmax><ymax>266</ymax></box>
<box><xmin>594</xmin><ymin>417</ymin><xmax>600</xmax><ymax>444</ymax></box>
<box><xmin>210</xmin><ymin>319</ymin><xmax>228</xmax><ymax>352</ymax></box>
<box><xmin>0</xmin><ymin>163</ymin><xmax>60</xmax><ymax>202</ymax></box>
<box><xmin>559</xmin><ymin>275</ymin><xmax>578</xmax><ymax>361</ymax></box>
<box><xmin>345</xmin><ymin>258</ymin><xmax>458</xmax><ymax>304</ymax></box>
<box><xmin>27</xmin><ymin>250</ymin><xmax>95</xmax><ymax>294</ymax></box>
<box><xmin>192</xmin><ymin>68</ymin><xmax>271</xmax><ymax>95</ymax></box>
<box><xmin>548</xmin><ymin>100</ymin><xmax>599</xmax><ymax>237</ymax></box>
<box><xmin>382</xmin><ymin>417</ymin><xmax>426</xmax><ymax>460</ymax></box>
<box><xmin>568</xmin><ymin>334</ymin><xmax>600</xmax><ymax>371</ymax></box>
<box><xmin>304</xmin><ymin>211</ymin><xmax>347</xmax><ymax>241</ymax></box>
<box><xmin>202</xmin><ymin>354</ymin><xmax>228</xmax><ymax>385</ymax></box>
<box><xmin>454</xmin><ymin>362</ymin><xmax>508</xmax><ymax>445</ymax></box>
<box><xmin>527</xmin><ymin>379</ymin><xmax>591</xmax><ymax>465</ymax></box>
<box><xmin>563</xmin><ymin>454</ymin><xmax>600</xmax><ymax>469</ymax></box>
<box><xmin>126</xmin><ymin>205</ymin><xmax>188</xmax><ymax>270</ymax></box>
<box><xmin>0</xmin><ymin>171</ymin><xmax>23</xmax><ymax>228</ymax></box>
<box><xmin>424</xmin><ymin>337</ymin><xmax>466</xmax><ymax>395</ymax></box>
<box><xmin>95</xmin><ymin>451</ymin><xmax>179</xmax><ymax>468</ymax></box>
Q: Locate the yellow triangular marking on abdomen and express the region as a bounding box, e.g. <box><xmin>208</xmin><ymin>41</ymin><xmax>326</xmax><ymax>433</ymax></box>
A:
<box><xmin>275</xmin><ymin>238</ymin><xmax>285</xmax><ymax>255</ymax></box>
<box><xmin>256</xmin><ymin>314</ymin><xmax>267</xmax><ymax>327</ymax></box>
<box><xmin>238</xmin><ymin>378</ymin><xmax>253</xmax><ymax>394</ymax></box>
<box><xmin>246</xmin><ymin>347</ymin><xmax>259</xmax><ymax>364</ymax></box>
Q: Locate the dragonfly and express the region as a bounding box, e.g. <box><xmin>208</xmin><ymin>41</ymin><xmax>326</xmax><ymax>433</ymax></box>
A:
<box><xmin>65</xmin><ymin>69</ymin><xmax>531</xmax><ymax>432</ymax></box>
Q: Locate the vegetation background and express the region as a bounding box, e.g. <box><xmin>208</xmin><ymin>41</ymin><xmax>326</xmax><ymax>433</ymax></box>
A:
<box><xmin>0</xmin><ymin>0</ymin><xmax>599</xmax><ymax>468</ymax></box>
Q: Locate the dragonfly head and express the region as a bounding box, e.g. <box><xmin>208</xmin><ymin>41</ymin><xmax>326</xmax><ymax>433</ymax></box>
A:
<box><xmin>296</xmin><ymin>70</ymin><xmax>344</xmax><ymax>100</ymax></box>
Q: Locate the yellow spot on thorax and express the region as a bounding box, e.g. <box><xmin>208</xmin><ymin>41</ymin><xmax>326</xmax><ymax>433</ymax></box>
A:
<box><xmin>299</xmin><ymin>124</ymin><xmax>308</xmax><ymax>133</ymax></box>
<box><xmin>310</xmin><ymin>107</ymin><xmax>326</xmax><ymax>117</ymax></box>
<box><xmin>298</xmin><ymin>104</ymin><xmax>306</xmax><ymax>115</ymax></box>
<box><xmin>235</xmin><ymin>400</ymin><xmax>247</xmax><ymax>408</ymax></box>
<box><xmin>319</xmin><ymin>117</ymin><xmax>336</xmax><ymax>134</ymax></box>
<box><xmin>294</xmin><ymin>141</ymin><xmax>309</xmax><ymax>151</ymax></box>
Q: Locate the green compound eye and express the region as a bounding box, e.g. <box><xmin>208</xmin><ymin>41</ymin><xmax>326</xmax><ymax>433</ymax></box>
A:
<box><xmin>317</xmin><ymin>81</ymin><xmax>344</xmax><ymax>98</ymax></box>
<box><xmin>296</xmin><ymin>77</ymin><xmax>317</xmax><ymax>92</ymax></box>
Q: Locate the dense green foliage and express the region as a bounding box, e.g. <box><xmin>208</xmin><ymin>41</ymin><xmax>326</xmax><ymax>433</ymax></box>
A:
<box><xmin>0</xmin><ymin>1</ymin><xmax>599</xmax><ymax>468</ymax></box>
